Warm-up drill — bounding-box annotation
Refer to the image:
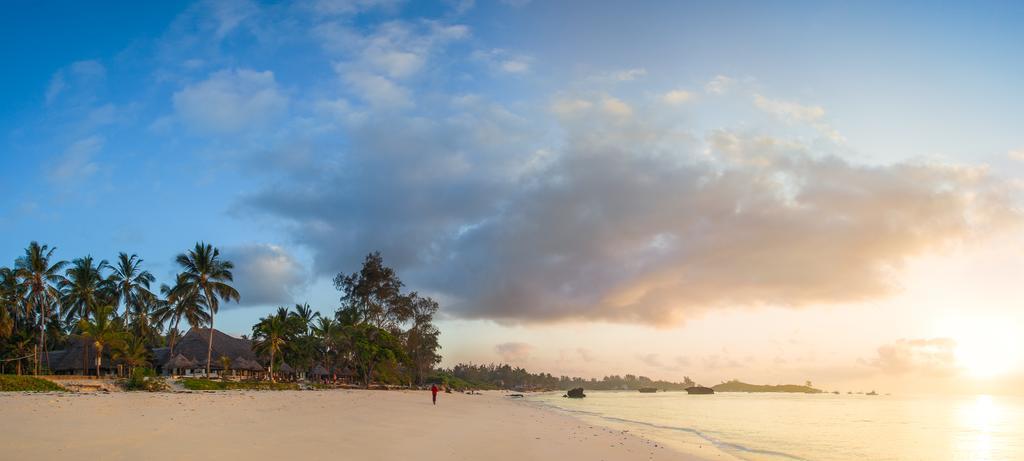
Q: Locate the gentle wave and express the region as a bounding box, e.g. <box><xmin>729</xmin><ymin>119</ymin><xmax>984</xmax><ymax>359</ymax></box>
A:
<box><xmin>528</xmin><ymin>396</ymin><xmax>807</xmax><ymax>461</ymax></box>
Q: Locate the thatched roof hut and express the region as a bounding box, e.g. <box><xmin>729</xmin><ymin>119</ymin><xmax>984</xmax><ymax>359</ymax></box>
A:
<box><xmin>164</xmin><ymin>354</ymin><xmax>196</xmax><ymax>371</ymax></box>
<box><xmin>241</xmin><ymin>358</ymin><xmax>265</xmax><ymax>372</ymax></box>
<box><xmin>309</xmin><ymin>364</ymin><xmax>329</xmax><ymax>376</ymax></box>
<box><xmin>230</xmin><ymin>356</ymin><xmax>249</xmax><ymax>371</ymax></box>
<box><xmin>50</xmin><ymin>337</ymin><xmax>118</xmax><ymax>373</ymax></box>
<box><xmin>278</xmin><ymin>362</ymin><xmax>295</xmax><ymax>374</ymax></box>
<box><xmin>172</xmin><ymin>328</ymin><xmax>257</xmax><ymax>370</ymax></box>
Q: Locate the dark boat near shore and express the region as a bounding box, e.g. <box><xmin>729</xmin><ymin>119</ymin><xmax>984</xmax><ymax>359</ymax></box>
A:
<box><xmin>685</xmin><ymin>386</ymin><xmax>715</xmax><ymax>395</ymax></box>
<box><xmin>638</xmin><ymin>387</ymin><xmax>658</xmax><ymax>393</ymax></box>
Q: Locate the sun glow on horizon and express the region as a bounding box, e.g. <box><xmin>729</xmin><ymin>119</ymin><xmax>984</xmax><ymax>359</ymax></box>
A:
<box><xmin>946</xmin><ymin>317</ymin><xmax>1022</xmax><ymax>379</ymax></box>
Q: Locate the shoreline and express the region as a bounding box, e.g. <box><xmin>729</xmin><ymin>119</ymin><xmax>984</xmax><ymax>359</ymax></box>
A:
<box><xmin>0</xmin><ymin>389</ymin><xmax>709</xmax><ymax>460</ymax></box>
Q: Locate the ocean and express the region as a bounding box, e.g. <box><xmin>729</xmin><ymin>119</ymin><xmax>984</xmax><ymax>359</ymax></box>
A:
<box><xmin>526</xmin><ymin>391</ymin><xmax>1024</xmax><ymax>460</ymax></box>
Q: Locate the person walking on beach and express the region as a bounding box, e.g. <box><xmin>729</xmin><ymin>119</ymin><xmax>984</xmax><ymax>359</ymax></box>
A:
<box><xmin>431</xmin><ymin>384</ymin><xmax>439</xmax><ymax>405</ymax></box>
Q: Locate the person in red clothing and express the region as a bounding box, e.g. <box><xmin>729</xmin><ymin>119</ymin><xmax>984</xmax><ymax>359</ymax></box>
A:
<box><xmin>431</xmin><ymin>384</ymin><xmax>439</xmax><ymax>405</ymax></box>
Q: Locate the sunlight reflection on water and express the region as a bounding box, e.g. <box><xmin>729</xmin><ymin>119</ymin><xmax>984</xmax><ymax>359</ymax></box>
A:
<box><xmin>530</xmin><ymin>391</ymin><xmax>1024</xmax><ymax>461</ymax></box>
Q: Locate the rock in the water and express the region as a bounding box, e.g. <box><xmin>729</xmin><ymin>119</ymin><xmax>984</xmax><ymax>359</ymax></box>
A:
<box><xmin>564</xmin><ymin>387</ymin><xmax>586</xmax><ymax>398</ymax></box>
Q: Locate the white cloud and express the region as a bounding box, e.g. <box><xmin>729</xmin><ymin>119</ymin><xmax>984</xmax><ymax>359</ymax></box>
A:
<box><xmin>704</xmin><ymin>74</ymin><xmax>735</xmax><ymax>94</ymax></box>
<box><xmin>864</xmin><ymin>338</ymin><xmax>958</xmax><ymax>376</ymax></box>
<box><xmin>500</xmin><ymin>59</ymin><xmax>530</xmax><ymax>74</ymax></box>
<box><xmin>44</xmin><ymin>60</ymin><xmax>106</xmax><ymax>105</ymax></box>
<box><xmin>753</xmin><ymin>94</ymin><xmax>845</xmax><ymax>143</ymax></box>
<box><xmin>551</xmin><ymin>98</ymin><xmax>593</xmax><ymax>116</ymax></box>
<box><xmin>316</xmin><ymin>20</ymin><xmax>469</xmax><ymax>79</ymax></box>
<box><xmin>753</xmin><ymin>94</ymin><xmax>825</xmax><ymax>123</ymax></box>
<box><xmin>612</xmin><ymin>68</ymin><xmax>647</xmax><ymax>81</ymax></box>
<box><xmin>1009</xmin><ymin>148</ymin><xmax>1024</xmax><ymax>162</ymax></box>
<box><xmin>342</xmin><ymin>70</ymin><xmax>412</xmax><ymax>109</ymax></box>
<box><xmin>221</xmin><ymin>244</ymin><xmax>308</xmax><ymax>307</ymax></box>
<box><xmin>50</xmin><ymin>136</ymin><xmax>103</xmax><ymax>183</ymax></box>
<box><xmin>661</xmin><ymin>89</ymin><xmax>693</xmax><ymax>105</ymax></box>
<box><xmin>601</xmin><ymin>96</ymin><xmax>633</xmax><ymax>118</ymax></box>
<box><xmin>307</xmin><ymin>0</ymin><xmax>400</xmax><ymax>16</ymax></box>
<box><xmin>472</xmin><ymin>48</ymin><xmax>532</xmax><ymax>75</ymax></box>
<box><xmin>495</xmin><ymin>342</ymin><xmax>533</xmax><ymax>362</ymax></box>
<box><xmin>173</xmin><ymin>69</ymin><xmax>288</xmax><ymax>134</ymax></box>
<box><xmin>45</xmin><ymin>72</ymin><xmax>66</xmax><ymax>105</ymax></box>
<box><xmin>69</xmin><ymin>60</ymin><xmax>106</xmax><ymax>79</ymax></box>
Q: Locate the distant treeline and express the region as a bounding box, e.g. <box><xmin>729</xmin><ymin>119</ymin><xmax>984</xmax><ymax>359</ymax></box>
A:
<box><xmin>712</xmin><ymin>379</ymin><xmax>822</xmax><ymax>393</ymax></box>
<box><xmin>434</xmin><ymin>363</ymin><xmax>697</xmax><ymax>391</ymax></box>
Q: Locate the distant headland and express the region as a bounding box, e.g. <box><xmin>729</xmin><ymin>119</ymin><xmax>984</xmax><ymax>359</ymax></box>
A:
<box><xmin>712</xmin><ymin>379</ymin><xmax>823</xmax><ymax>394</ymax></box>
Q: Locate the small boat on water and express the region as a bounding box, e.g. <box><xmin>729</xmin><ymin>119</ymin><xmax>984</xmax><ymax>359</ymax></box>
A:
<box><xmin>685</xmin><ymin>386</ymin><xmax>714</xmax><ymax>395</ymax></box>
<box><xmin>638</xmin><ymin>387</ymin><xmax>658</xmax><ymax>393</ymax></box>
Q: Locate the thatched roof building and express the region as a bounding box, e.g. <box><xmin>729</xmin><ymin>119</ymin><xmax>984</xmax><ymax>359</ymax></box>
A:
<box><xmin>47</xmin><ymin>337</ymin><xmax>119</xmax><ymax>374</ymax></box>
<box><xmin>170</xmin><ymin>328</ymin><xmax>258</xmax><ymax>370</ymax></box>
<box><xmin>165</xmin><ymin>354</ymin><xmax>196</xmax><ymax>372</ymax></box>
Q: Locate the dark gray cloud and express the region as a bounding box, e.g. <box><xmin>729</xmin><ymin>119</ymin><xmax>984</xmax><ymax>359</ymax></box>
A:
<box><xmin>239</xmin><ymin>93</ymin><xmax>1016</xmax><ymax>325</ymax></box>
<box><xmin>219</xmin><ymin>1</ymin><xmax>1018</xmax><ymax>326</ymax></box>
<box><xmin>221</xmin><ymin>243</ymin><xmax>307</xmax><ymax>308</ymax></box>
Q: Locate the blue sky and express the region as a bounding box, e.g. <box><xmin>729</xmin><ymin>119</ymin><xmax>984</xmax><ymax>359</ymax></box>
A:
<box><xmin>2</xmin><ymin>0</ymin><xmax>1024</xmax><ymax>385</ymax></box>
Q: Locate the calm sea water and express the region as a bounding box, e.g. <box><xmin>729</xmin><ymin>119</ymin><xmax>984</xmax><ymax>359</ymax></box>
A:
<box><xmin>527</xmin><ymin>391</ymin><xmax>1024</xmax><ymax>461</ymax></box>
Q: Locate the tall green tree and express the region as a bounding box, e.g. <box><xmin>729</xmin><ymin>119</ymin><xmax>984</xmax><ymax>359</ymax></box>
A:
<box><xmin>14</xmin><ymin>242</ymin><xmax>67</xmax><ymax>374</ymax></box>
<box><xmin>175</xmin><ymin>243</ymin><xmax>240</xmax><ymax>376</ymax></box>
<box><xmin>334</xmin><ymin>252</ymin><xmax>409</xmax><ymax>330</ymax></box>
<box><xmin>113</xmin><ymin>334</ymin><xmax>151</xmax><ymax>376</ymax></box>
<box><xmin>252</xmin><ymin>307</ymin><xmax>294</xmax><ymax>382</ymax></box>
<box><xmin>348</xmin><ymin>323</ymin><xmax>405</xmax><ymax>388</ymax></box>
<box><xmin>59</xmin><ymin>256</ymin><xmax>110</xmax><ymax>323</ymax></box>
<box><xmin>108</xmin><ymin>253</ymin><xmax>156</xmax><ymax>322</ymax></box>
<box><xmin>403</xmin><ymin>293</ymin><xmax>442</xmax><ymax>386</ymax></box>
<box><xmin>59</xmin><ymin>256</ymin><xmax>110</xmax><ymax>375</ymax></box>
<box><xmin>78</xmin><ymin>305</ymin><xmax>124</xmax><ymax>377</ymax></box>
<box><xmin>311</xmin><ymin>316</ymin><xmax>348</xmax><ymax>380</ymax></box>
<box><xmin>0</xmin><ymin>267</ymin><xmax>23</xmax><ymax>340</ymax></box>
<box><xmin>154</xmin><ymin>274</ymin><xmax>210</xmax><ymax>357</ymax></box>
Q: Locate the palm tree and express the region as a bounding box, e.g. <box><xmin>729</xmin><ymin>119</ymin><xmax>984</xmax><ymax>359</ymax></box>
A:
<box><xmin>253</xmin><ymin>307</ymin><xmax>291</xmax><ymax>382</ymax></box>
<box><xmin>59</xmin><ymin>256</ymin><xmax>110</xmax><ymax>321</ymax></box>
<box><xmin>108</xmin><ymin>253</ymin><xmax>156</xmax><ymax>321</ymax></box>
<box><xmin>312</xmin><ymin>316</ymin><xmax>347</xmax><ymax>380</ymax></box>
<box><xmin>0</xmin><ymin>267</ymin><xmax>25</xmax><ymax>325</ymax></box>
<box><xmin>175</xmin><ymin>243</ymin><xmax>239</xmax><ymax>377</ymax></box>
<box><xmin>293</xmin><ymin>303</ymin><xmax>318</xmax><ymax>334</ymax></box>
<box><xmin>113</xmin><ymin>334</ymin><xmax>151</xmax><ymax>376</ymax></box>
<box><xmin>78</xmin><ymin>305</ymin><xmax>124</xmax><ymax>377</ymax></box>
<box><xmin>219</xmin><ymin>355</ymin><xmax>231</xmax><ymax>376</ymax></box>
<box><xmin>14</xmin><ymin>242</ymin><xmax>67</xmax><ymax>374</ymax></box>
<box><xmin>0</xmin><ymin>267</ymin><xmax>22</xmax><ymax>339</ymax></box>
<box><xmin>154</xmin><ymin>274</ymin><xmax>210</xmax><ymax>357</ymax></box>
<box><xmin>59</xmin><ymin>256</ymin><xmax>110</xmax><ymax>375</ymax></box>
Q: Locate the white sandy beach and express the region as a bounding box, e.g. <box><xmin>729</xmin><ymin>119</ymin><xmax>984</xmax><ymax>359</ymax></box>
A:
<box><xmin>1</xmin><ymin>390</ymin><xmax>713</xmax><ymax>461</ymax></box>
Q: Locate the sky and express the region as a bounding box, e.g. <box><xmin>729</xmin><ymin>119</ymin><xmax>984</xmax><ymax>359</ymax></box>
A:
<box><xmin>2</xmin><ymin>0</ymin><xmax>1024</xmax><ymax>393</ymax></box>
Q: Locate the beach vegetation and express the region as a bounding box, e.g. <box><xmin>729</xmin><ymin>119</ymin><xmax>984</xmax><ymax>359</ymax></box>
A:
<box><xmin>123</xmin><ymin>367</ymin><xmax>167</xmax><ymax>392</ymax></box>
<box><xmin>181</xmin><ymin>377</ymin><xmax>298</xmax><ymax>391</ymax></box>
<box><xmin>0</xmin><ymin>375</ymin><xmax>65</xmax><ymax>392</ymax></box>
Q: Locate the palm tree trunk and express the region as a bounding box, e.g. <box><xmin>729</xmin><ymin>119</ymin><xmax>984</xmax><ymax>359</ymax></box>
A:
<box><xmin>95</xmin><ymin>345</ymin><xmax>102</xmax><ymax>377</ymax></box>
<box><xmin>36</xmin><ymin>300</ymin><xmax>43</xmax><ymax>375</ymax></box>
<box><xmin>169</xmin><ymin>317</ymin><xmax>182</xmax><ymax>356</ymax></box>
<box><xmin>269</xmin><ymin>348</ymin><xmax>275</xmax><ymax>383</ymax></box>
<box><xmin>206</xmin><ymin>316</ymin><xmax>214</xmax><ymax>377</ymax></box>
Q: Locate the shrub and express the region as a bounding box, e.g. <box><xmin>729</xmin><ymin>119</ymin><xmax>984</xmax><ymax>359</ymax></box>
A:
<box><xmin>0</xmin><ymin>375</ymin><xmax>66</xmax><ymax>392</ymax></box>
<box><xmin>181</xmin><ymin>378</ymin><xmax>298</xmax><ymax>391</ymax></box>
<box><xmin>123</xmin><ymin>368</ymin><xmax>168</xmax><ymax>392</ymax></box>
